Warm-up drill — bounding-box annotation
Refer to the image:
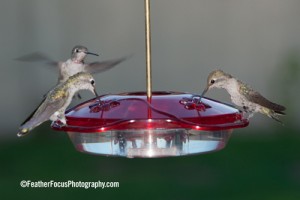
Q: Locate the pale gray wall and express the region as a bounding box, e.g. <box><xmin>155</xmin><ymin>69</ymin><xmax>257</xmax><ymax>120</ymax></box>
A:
<box><xmin>1</xmin><ymin>0</ymin><xmax>300</xmax><ymax>138</ymax></box>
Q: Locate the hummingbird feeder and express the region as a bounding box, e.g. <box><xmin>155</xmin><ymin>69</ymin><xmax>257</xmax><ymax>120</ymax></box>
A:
<box><xmin>52</xmin><ymin>0</ymin><xmax>249</xmax><ymax>158</ymax></box>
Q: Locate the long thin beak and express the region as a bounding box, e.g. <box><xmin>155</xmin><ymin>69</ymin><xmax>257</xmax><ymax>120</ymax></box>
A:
<box><xmin>86</xmin><ymin>51</ymin><xmax>99</xmax><ymax>56</ymax></box>
<box><xmin>93</xmin><ymin>88</ymin><xmax>99</xmax><ymax>97</ymax></box>
<box><xmin>198</xmin><ymin>87</ymin><xmax>209</xmax><ymax>102</ymax></box>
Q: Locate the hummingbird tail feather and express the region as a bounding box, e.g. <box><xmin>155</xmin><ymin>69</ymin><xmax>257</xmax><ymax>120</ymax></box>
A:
<box><xmin>17</xmin><ymin>128</ymin><xmax>30</xmax><ymax>137</ymax></box>
<box><xmin>274</xmin><ymin>110</ymin><xmax>285</xmax><ymax>115</ymax></box>
<box><xmin>269</xmin><ymin>112</ymin><xmax>284</xmax><ymax>125</ymax></box>
<box><xmin>261</xmin><ymin>107</ymin><xmax>284</xmax><ymax>125</ymax></box>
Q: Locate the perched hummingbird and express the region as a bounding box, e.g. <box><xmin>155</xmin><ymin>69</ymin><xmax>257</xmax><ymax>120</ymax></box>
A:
<box><xmin>16</xmin><ymin>45</ymin><xmax>127</xmax><ymax>84</ymax></box>
<box><xmin>201</xmin><ymin>70</ymin><xmax>286</xmax><ymax>123</ymax></box>
<box><xmin>17</xmin><ymin>72</ymin><xmax>98</xmax><ymax>137</ymax></box>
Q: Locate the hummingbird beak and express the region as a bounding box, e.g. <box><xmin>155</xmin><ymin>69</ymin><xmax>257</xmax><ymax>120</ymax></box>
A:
<box><xmin>199</xmin><ymin>86</ymin><xmax>209</xmax><ymax>102</ymax></box>
<box><xmin>86</xmin><ymin>51</ymin><xmax>99</xmax><ymax>56</ymax></box>
<box><xmin>93</xmin><ymin>88</ymin><xmax>99</xmax><ymax>97</ymax></box>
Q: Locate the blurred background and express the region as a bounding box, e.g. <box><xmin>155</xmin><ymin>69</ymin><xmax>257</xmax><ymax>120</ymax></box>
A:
<box><xmin>0</xmin><ymin>0</ymin><xmax>299</xmax><ymax>199</ymax></box>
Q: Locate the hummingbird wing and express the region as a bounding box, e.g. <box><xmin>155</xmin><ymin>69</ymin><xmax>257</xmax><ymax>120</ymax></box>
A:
<box><xmin>57</xmin><ymin>62</ymin><xmax>67</xmax><ymax>83</ymax></box>
<box><xmin>15</xmin><ymin>52</ymin><xmax>59</xmax><ymax>66</ymax></box>
<box><xmin>84</xmin><ymin>56</ymin><xmax>128</xmax><ymax>74</ymax></box>
<box><xmin>241</xmin><ymin>84</ymin><xmax>286</xmax><ymax>113</ymax></box>
<box><xmin>20</xmin><ymin>97</ymin><xmax>47</xmax><ymax>126</ymax></box>
<box><xmin>20</xmin><ymin>91</ymin><xmax>68</xmax><ymax>130</ymax></box>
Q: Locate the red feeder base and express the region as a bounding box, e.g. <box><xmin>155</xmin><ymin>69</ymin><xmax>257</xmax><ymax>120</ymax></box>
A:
<box><xmin>52</xmin><ymin>91</ymin><xmax>249</xmax><ymax>157</ymax></box>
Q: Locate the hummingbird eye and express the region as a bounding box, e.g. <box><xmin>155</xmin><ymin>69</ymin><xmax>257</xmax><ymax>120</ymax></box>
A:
<box><xmin>75</xmin><ymin>49</ymin><xmax>79</xmax><ymax>53</ymax></box>
<box><xmin>90</xmin><ymin>80</ymin><xmax>95</xmax><ymax>85</ymax></box>
<box><xmin>210</xmin><ymin>79</ymin><xmax>215</xmax><ymax>84</ymax></box>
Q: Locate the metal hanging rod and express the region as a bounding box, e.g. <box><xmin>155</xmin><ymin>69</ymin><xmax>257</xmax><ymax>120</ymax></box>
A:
<box><xmin>145</xmin><ymin>0</ymin><xmax>152</xmax><ymax>99</ymax></box>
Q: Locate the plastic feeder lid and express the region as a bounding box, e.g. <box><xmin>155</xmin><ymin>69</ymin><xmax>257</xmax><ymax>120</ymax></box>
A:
<box><xmin>52</xmin><ymin>91</ymin><xmax>249</xmax><ymax>157</ymax></box>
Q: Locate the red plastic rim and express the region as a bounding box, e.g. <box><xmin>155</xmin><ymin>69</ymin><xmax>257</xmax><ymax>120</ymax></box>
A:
<box><xmin>52</xmin><ymin>91</ymin><xmax>249</xmax><ymax>133</ymax></box>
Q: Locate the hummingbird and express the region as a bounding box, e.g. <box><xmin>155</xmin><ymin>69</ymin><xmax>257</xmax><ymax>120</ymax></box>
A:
<box><xmin>16</xmin><ymin>45</ymin><xmax>127</xmax><ymax>84</ymax></box>
<box><xmin>200</xmin><ymin>69</ymin><xmax>286</xmax><ymax>123</ymax></box>
<box><xmin>16</xmin><ymin>45</ymin><xmax>127</xmax><ymax>98</ymax></box>
<box><xmin>17</xmin><ymin>72</ymin><xmax>98</xmax><ymax>137</ymax></box>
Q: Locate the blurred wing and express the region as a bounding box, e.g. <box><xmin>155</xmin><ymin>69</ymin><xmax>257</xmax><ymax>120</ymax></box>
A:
<box><xmin>243</xmin><ymin>88</ymin><xmax>286</xmax><ymax>112</ymax></box>
<box><xmin>85</xmin><ymin>56</ymin><xmax>128</xmax><ymax>74</ymax></box>
<box><xmin>15</xmin><ymin>52</ymin><xmax>59</xmax><ymax>67</ymax></box>
<box><xmin>20</xmin><ymin>92</ymin><xmax>67</xmax><ymax>128</ymax></box>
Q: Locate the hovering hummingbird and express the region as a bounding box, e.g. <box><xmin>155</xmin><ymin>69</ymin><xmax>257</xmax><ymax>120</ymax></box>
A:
<box><xmin>200</xmin><ymin>70</ymin><xmax>286</xmax><ymax>123</ymax></box>
<box><xmin>16</xmin><ymin>45</ymin><xmax>127</xmax><ymax>84</ymax></box>
<box><xmin>17</xmin><ymin>72</ymin><xmax>98</xmax><ymax>137</ymax></box>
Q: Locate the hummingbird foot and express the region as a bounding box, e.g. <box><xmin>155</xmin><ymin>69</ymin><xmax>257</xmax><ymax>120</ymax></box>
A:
<box><xmin>59</xmin><ymin>118</ymin><xmax>67</xmax><ymax>126</ymax></box>
<box><xmin>56</xmin><ymin>114</ymin><xmax>67</xmax><ymax>126</ymax></box>
<box><xmin>51</xmin><ymin>119</ymin><xmax>67</xmax><ymax>128</ymax></box>
<box><xmin>241</xmin><ymin>111</ymin><xmax>254</xmax><ymax>120</ymax></box>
